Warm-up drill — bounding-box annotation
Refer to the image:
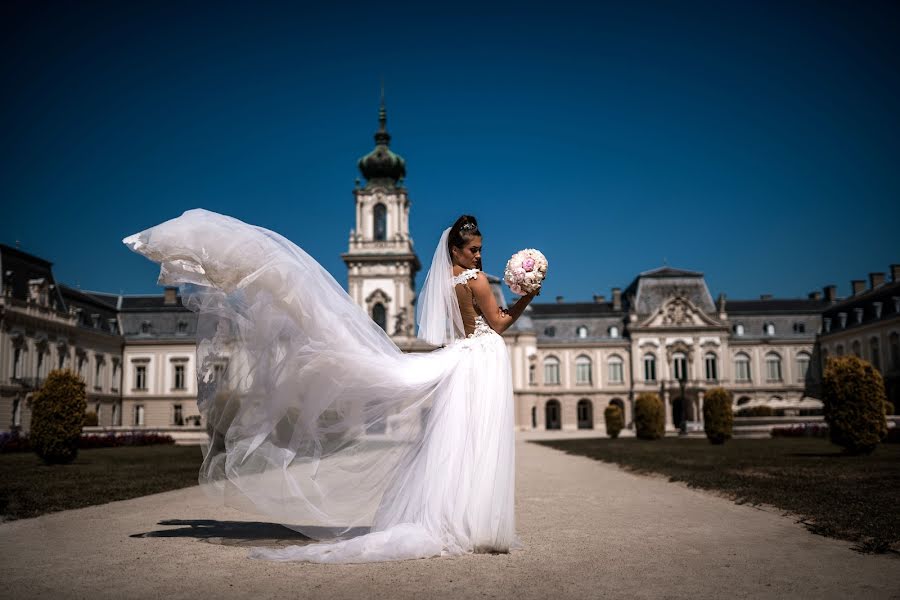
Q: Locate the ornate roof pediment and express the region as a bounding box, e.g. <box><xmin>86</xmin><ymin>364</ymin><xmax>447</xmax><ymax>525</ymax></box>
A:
<box><xmin>637</xmin><ymin>295</ymin><xmax>723</xmax><ymax>329</ymax></box>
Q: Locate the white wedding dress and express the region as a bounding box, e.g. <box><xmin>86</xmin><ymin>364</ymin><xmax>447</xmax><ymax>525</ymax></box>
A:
<box><xmin>123</xmin><ymin>209</ymin><xmax>520</xmax><ymax>563</ymax></box>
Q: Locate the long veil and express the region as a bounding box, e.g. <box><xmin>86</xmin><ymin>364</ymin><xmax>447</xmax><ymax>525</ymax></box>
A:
<box><xmin>122</xmin><ymin>209</ymin><xmax>463</xmax><ymax>542</ymax></box>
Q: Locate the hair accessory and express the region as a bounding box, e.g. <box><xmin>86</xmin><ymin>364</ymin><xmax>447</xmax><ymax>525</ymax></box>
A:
<box><xmin>460</xmin><ymin>222</ymin><xmax>477</xmax><ymax>232</ymax></box>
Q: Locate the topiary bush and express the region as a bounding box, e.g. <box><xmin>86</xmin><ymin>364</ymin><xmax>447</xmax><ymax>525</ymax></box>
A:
<box><xmin>604</xmin><ymin>404</ymin><xmax>624</xmax><ymax>439</ymax></box>
<box><xmin>29</xmin><ymin>369</ymin><xmax>87</xmax><ymax>464</ymax></box>
<box><xmin>83</xmin><ymin>411</ymin><xmax>99</xmax><ymax>427</ymax></box>
<box><xmin>703</xmin><ymin>387</ymin><xmax>733</xmax><ymax>445</ymax></box>
<box><xmin>735</xmin><ymin>405</ymin><xmax>775</xmax><ymax>417</ymax></box>
<box><xmin>634</xmin><ymin>393</ymin><xmax>664</xmax><ymax>440</ymax></box>
<box><xmin>885</xmin><ymin>401</ymin><xmax>895</xmax><ymax>416</ymax></box>
<box><xmin>822</xmin><ymin>356</ymin><xmax>888</xmax><ymax>455</ymax></box>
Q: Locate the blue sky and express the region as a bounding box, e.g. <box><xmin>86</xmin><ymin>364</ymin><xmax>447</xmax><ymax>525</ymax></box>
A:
<box><xmin>2</xmin><ymin>0</ymin><xmax>898</xmax><ymax>303</ymax></box>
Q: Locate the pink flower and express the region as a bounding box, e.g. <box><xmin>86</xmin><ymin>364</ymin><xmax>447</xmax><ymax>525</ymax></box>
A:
<box><xmin>522</xmin><ymin>258</ymin><xmax>535</xmax><ymax>272</ymax></box>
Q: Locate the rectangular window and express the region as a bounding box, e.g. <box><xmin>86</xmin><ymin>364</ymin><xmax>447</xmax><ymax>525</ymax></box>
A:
<box><xmin>766</xmin><ymin>359</ymin><xmax>782</xmax><ymax>382</ymax></box>
<box><xmin>528</xmin><ymin>365</ymin><xmax>535</xmax><ymax>385</ymax></box>
<box><xmin>544</xmin><ymin>363</ymin><xmax>560</xmax><ymax>385</ymax></box>
<box><xmin>134</xmin><ymin>405</ymin><xmax>145</xmax><ymax>426</ymax></box>
<box><xmin>135</xmin><ymin>365</ymin><xmax>147</xmax><ymax>390</ymax></box>
<box><xmin>705</xmin><ymin>356</ymin><xmax>717</xmax><ymax>381</ymax></box>
<box><xmin>174</xmin><ymin>364</ymin><xmax>186</xmax><ymax>390</ymax></box>
<box><xmin>112</xmin><ymin>404</ymin><xmax>119</xmax><ymax>426</ymax></box>
<box><xmin>608</xmin><ymin>362</ymin><xmax>623</xmax><ymax>383</ymax></box>
<box><xmin>575</xmin><ymin>363</ymin><xmax>591</xmax><ymax>385</ymax></box>
<box><xmin>797</xmin><ymin>357</ymin><xmax>810</xmax><ymax>381</ymax></box>
<box><xmin>644</xmin><ymin>357</ymin><xmax>656</xmax><ymax>382</ymax></box>
<box><xmin>13</xmin><ymin>347</ymin><xmax>22</xmax><ymax>379</ymax></box>
<box><xmin>111</xmin><ymin>363</ymin><xmax>119</xmax><ymax>391</ymax></box>
<box><xmin>173</xmin><ymin>404</ymin><xmax>184</xmax><ymax>426</ymax></box>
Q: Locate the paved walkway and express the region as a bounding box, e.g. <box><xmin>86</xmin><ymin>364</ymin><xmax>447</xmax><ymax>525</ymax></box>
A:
<box><xmin>2</xmin><ymin>438</ymin><xmax>898</xmax><ymax>599</ymax></box>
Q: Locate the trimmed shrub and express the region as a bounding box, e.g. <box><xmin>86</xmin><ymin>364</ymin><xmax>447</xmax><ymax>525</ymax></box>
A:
<box><xmin>83</xmin><ymin>411</ymin><xmax>99</xmax><ymax>427</ymax></box>
<box><xmin>703</xmin><ymin>387</ymin><xmax>733</xmax><ymax>444</ymax></box>
<box><xmin>29</xmin><ymin>369</ymin><xmax>87</xmax><ymax>464</ymax></box>
<box><xmin>634</xmin><ymin>393</ymin><xmax>664</xmax><ymax>440</ymax></box>
<box><xmin>885</xmin><ymin>401</ymin><xmax>895</xmax><ymax>416</ymax></box>
<box><xmin>735</xmin><ymin>405</ymin><xmax>775</xmax><ymax>417</ymax></box>
<box><xmin>822</xmin><ymin>356</ymin><xmax>888</xmax><ymax>455</ymax></box>
<box><xmin>604</xmin><ymin>404</ymin><xmax>624</xmax><ymax>439</ymax></box>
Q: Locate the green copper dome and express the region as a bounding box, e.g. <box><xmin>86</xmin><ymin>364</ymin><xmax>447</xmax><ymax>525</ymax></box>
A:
<box><xmin>357</xmin><ymin>100</ymin><xmax>406</xmax><ymax>186</ymax></box>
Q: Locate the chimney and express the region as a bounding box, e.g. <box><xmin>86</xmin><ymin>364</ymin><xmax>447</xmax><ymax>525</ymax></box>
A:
<box><xmin>163</xmin><ymin>286</ymin><xmax>178</xmax><ymax>305</ymax></box>
<box><xmin>869</xmin><ymin>272</ymin><xmax>885</xmax><ymax>289</ymax></box>
<box><xmin>824</xmin><ymin>285</ymin><xmax>836</xmax><ymax>302</ymax></box>
<box><xmin>808</xmin><ymin>291</ymin><xmax>822</xmax><ymax>301</ymax></box>
<box><xmin>555</xmin><ymin>295</ymin><xmax>564</xmax><ymax>304</ymax></box>
<box><xmin>760</xmin><ymin>294</ymin><xmax>772</xmax><ymax>301</ymax></box>
<box><xmin>891</xmin><ymin>264</ymin><xmax>900</xmax><ymax>282</ymax></box>
<box><xmin>716</xmin><ymin>293</ymin><xmax>727</xmax><ymax>312</ymax></box>
<box><xmin>612</xmin><ymin>288</ymin><xmax>622</xmax><ymax>311</ymax></box>
<box><xmin>592</xmin><ymin>294</ymin><xmax>606</xmax><ymax>304</ymax></box>
<box><xmin>851</xmin><ymin>280</ymin><xmax>866</xmax><ymax>296</ymax></box>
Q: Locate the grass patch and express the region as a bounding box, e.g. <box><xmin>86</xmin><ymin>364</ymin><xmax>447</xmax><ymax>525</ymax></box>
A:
<box><xmin>0</xmin><ymin>445</ymin><xmax>201</xmax><ymax>522</ymax></box>
<box><xmin>534</xmin><ymin>437</ymin><xmax>900</xmax><ymax>554</ymax></box>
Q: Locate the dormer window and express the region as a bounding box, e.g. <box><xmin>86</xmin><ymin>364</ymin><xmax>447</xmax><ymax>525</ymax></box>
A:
<box><xmin>823</xmin><ymin>318</ymin><xmax>831</xmax><ymax>333</ymax></box>
<box><xmin>838</xmin><ymin>312</ymin><xmax>847</xmax><ymax>328</ymax></box>
<box><xmin>176</xmin><ymin>320</ymin><xmax>188</xmax><ymax>334</ymax></box>
<box><xmin>733</xmin><ymin>323</ymin><xmax>744</xmax><ymax>336</ymax></box>
<box><xmin>576</xmin><ymin>325</ymin><xmax>588</xmax><ymax>339</ymax></box>
<box><xmin>873</xmin><ymin>302</ymin><xmax>882</xmax><ymax>319</ymax></box>
<box><xmin>764</xmin><ymin>322</ymin><xmax>775</xmax><ymax>336</ymax></box>
<box><xmin>544</xmin><ymin>326</ymin><xmax>556</xmax><ymax>337</ymax></box>
<box><xmin>608</xmin><ymin>326</ymin><xmax>619</xmax><ymax>339</ymax></box>
<box><xmin>792</xmin><ymin>322</ymin><xmax>805</xmax><ymax>333</ymax></box>
<box><xmin>140</xmin><ymin>321</ymin><xmax>152</xmax><ymax>335</ymax></box>
<box><xmin>853</xmin><ymin>308</ymin><xmax>864</xmax><ymax>325</ymax></box>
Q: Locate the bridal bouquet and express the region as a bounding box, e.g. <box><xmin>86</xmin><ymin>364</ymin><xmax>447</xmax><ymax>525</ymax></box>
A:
<box><xmin>504</xmin><ymin>249</ymin><xmax>548</xmax><ymax>296</ymax></box>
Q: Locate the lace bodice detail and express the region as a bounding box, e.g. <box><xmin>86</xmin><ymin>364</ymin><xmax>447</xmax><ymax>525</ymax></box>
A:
<box><xmin>452</xmin><ymin>268</ymin><xmax>479</xmax><ymax>286</ymax></box>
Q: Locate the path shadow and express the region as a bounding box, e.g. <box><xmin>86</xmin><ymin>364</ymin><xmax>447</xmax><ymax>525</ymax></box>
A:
<box><xmin>131</xmin><ymin>519</ymin><xmax>371</xmax><ymax>549</ymax></box>
<box><xmin>785</xmin><ymin>452</ymin><xmax>852</xmax><ymax>458</ymax></box>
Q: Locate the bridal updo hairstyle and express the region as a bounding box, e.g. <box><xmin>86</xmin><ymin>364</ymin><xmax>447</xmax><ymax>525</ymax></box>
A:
<box><xmin>447</xmin><ymin>215</ymin><xmax>481</xmax><ymax>259</ymax></box>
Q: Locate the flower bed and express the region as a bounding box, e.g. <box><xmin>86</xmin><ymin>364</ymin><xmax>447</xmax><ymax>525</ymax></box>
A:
<box><xmin>1</xmin><ymin>431</ymin><xmax>176</xmax><ymax>453</ymax></box>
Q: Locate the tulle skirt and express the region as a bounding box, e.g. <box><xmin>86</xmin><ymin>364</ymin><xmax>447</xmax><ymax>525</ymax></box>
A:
<box><xmin>122</xmin><ymin>209</ymin><xmax>519</xmax><ymax>563</ymax></box>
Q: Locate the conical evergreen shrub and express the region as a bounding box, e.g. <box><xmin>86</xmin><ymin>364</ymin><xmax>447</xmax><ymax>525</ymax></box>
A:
<box><xmin>30</xmin><ymin>369</ymin><xmax>87</xmax><ymax>464</ymax></box>
<box><xmin>604</xmin><ymin>404</ymin><xmax>624</xmax><ymax>439</ymax></box>
<box><xmin>634</xmin><ymin>393</ymin><xmax>664</xmax><ymax>440</ymax></box>
<box><xmin>822</xmin><ymin>356</ymin><xmax>888</xmax><ymax>455</ymax></box>
<box><xmin>703</xmin><ymin>387</ymin><xmax>733</xmax><ymax>444</ymax></box>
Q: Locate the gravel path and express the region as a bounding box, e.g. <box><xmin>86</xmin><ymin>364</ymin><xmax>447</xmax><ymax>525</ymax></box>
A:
<box><xmin>2</xmin><ymin>437</ymin><xmax>898</xmax><ymax>599</ymax></box>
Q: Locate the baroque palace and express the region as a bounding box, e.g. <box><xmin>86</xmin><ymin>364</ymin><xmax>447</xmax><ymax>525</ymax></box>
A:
<box><xmin>3</xmin><ymin>103</ymin><xmax>898</xmax><ymax>435</ymax></box>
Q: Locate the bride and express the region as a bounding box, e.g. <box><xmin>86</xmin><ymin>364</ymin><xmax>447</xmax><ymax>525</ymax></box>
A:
<box><xmin>122</xmin><ymin>209</ymin><xmax>539</xmax><ymax>563</ymax></box>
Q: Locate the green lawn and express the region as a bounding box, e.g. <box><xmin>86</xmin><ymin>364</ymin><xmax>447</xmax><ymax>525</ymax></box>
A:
<box><xmin>0</xmin><ymin>445</ymin><xmax>201</xmax><ymax>522</ymax></box>
<box><xmin>533</xmin><ymin>437</ymin><xmax>900</xmax><ymax>554</ymax></box>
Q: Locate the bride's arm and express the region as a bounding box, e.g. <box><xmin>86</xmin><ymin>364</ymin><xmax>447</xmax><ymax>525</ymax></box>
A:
<box><xmin>468</xmin><ymin>273</ymin><xmax>538</xmax><ymax>335</ymax></box>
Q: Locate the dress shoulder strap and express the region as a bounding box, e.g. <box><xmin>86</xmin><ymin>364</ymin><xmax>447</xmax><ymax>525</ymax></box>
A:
<box><xmin>452</xmin><ymin>268</ymin><xmax>479</xmax><ymax>286</ymax></box>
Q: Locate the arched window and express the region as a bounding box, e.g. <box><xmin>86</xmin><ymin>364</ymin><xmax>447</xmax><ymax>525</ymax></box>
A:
<box><xmin>607</xmin><ymin>355</ymin><xmax>623</xmax><ymax>383</ymax></box>
<box><xmin>608</xmin><ymin>326</ymin><xmax>619</xmax><ymax>339</ymax></box>
<box><xmin>851</xmin><ymin>340</ymin><xmax>861</xmax><ymax>357</ymax></box>
<box><xmin>372</xmin><ymin>303</ymin><xmax>386</xmax><ymax>331</ymax></box>
<box><xmin>576</xmin><ymin>325</ymin><xmax>588</xmax><ymax>339</ymax></box>
<box><xmin>373</xmin><ymin>203</ymin><xmax>387</xmax><ymax>241</ymax></box>
<box><xmin>575</xmin><ymin>355</ymin><xmax>592</xmax><ymax>385</ymax></box>
<box><xmin>735</xmin><ymin>353</ymin><xmax>751</xmax><ymax>382</ymax></box>
<box><xmin>733</xmin><ymin>323</ymin><xmax>744</xmax><ymax>336</ymax></box>
<box><xmin>796</xmin><ymin>352</ymin><xmax>811</xmax><ymax>382</ymax></box>
<box><xmin>672</xmin><ymin>351</ymin><xmax>687</xmax><ymax>381</ymax></box>
<box><xmin>577</xmin><ymin>399</ymin><xmax>593</xmax><ymax>429</ymax></box>
<box><xmin>543</xmin><ymin>356</ymin><xmax>560</xmax><ymax>385</ymax></box>
<box><xmin>704</xmin><ymin>352</ymin><xmax>718</xmax><ymax>381</ymax></box>
<box><xmin>764</xmin><ymin>322</ymin><xmax>775</xmax><ymax>336</ymax></box>
<box><xmin>835</xmin><ymin>344</ymin><xmax>844</xmax><ymax>356</ymax></box>
<box><xmin>891</xmin><ymin>332</ymin><xmax>900</xmax><ymax>370</ymax></box>
<box><xmin>765</xmin><ymin>352</ymin><xmax>782</xmax><ymax>382</ymax></box>
<box><xmin>870</xmin><ymin>337</ymin><xmax>881</xmax><ymax>370</ymax></box>
<box><xmin>643</xmin><ymin>353</ymin><xmax>657</xmax><ymax>382</ymax></box>
<box><xmin>545</xmin><ymin>399</ymin><xmax>561</xmax><ymax>430</ymax></box>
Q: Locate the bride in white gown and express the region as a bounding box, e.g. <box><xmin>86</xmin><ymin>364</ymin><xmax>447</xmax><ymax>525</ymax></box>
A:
<box><xmin>122</xmin><ymin>209</ymin><xmax>538</xmax><ymax>563</ymax></box>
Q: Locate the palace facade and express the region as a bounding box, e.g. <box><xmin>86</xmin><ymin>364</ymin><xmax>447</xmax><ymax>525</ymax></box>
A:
<box><xmin>4</xmin><ymin>102</ymin><xmax>897</xmax><ymax>435</ymax></box>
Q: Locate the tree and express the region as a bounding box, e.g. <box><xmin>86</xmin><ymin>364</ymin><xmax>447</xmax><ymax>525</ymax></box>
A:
<box><xmin>822</xmin><ymin>356</ymin><xmax>888</xmax><ymax>455</ymax></box>
<box><xmin>29</xmin><ymin>369</ymin><xmax>87</xmax><ymax>464</ymax></box>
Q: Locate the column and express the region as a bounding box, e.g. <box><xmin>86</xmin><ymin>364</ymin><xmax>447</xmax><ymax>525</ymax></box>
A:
<box><xmin>663</xmin><ymin>388</ymin><xmax>673</xmax><ymax>430</ymax></box>
<box><xmin>697</xmin><ymin>390</ymin><xmax>705</xmax><ymax>425</ymax></box>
